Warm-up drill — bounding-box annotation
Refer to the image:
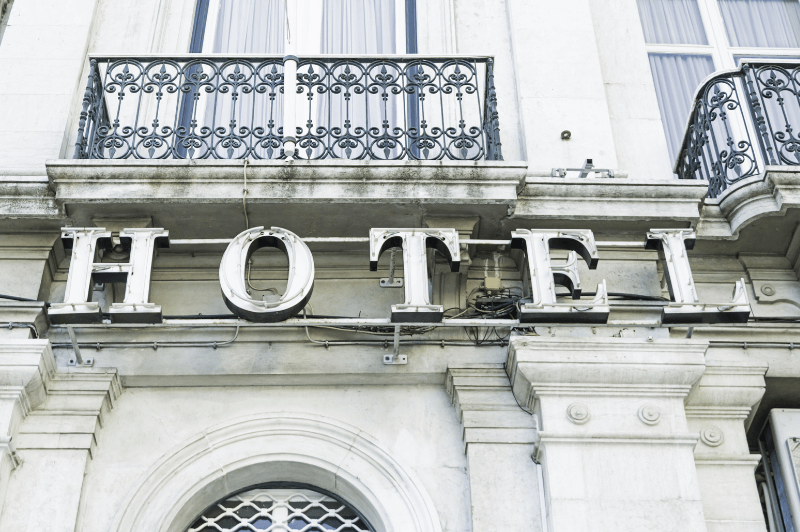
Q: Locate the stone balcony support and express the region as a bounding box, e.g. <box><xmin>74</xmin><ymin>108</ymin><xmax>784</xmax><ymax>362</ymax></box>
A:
<box><xmin>0</xmin><ymin>339</ymin><xmax>120</xmax><ymax>532</ymax></box>
<box><xmin>445</xmin><ymin>363</ymin><xmax>543</xmax><ymax>532</ymax></box>
<box><xmin>685</xmin><ymin>351</ymin><xmax>769</xmax><ymax>532</ymax></box>
<box><xmin>507</xmin><ymin>336</ymin><xmax>710</xmax><ymax>532</ymax></box>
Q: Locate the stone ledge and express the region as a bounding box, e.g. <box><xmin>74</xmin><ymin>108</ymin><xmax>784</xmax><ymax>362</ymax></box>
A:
<box><xmin>514</xmin><ymin>177</ymin><xmax>707</xmax><ymax>227</ymax></box>
<box><xmin>697</xmin><ymin>167</ymin><xmax>800</xmax><ymax>241</ymax></box>
<box><xmin>47</xmin><ymin>159</ymin><xmax>526</xmax><ymax>204</ymax></box>
<box><xmin>506</xmin><ymin>337</ymin><xmax>709</xmax><ymax>411</ymax></box>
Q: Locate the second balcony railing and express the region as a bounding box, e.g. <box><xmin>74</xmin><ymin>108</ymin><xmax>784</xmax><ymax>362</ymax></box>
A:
<box><xmin>677</xmin><ymin>61</ymin><xmax>800</xmax><ymax>198</ymax></box>
<box><xmin>73</xmin><ymin>54</ymin><xmax>502</xmax><ymax>162</ymax></box>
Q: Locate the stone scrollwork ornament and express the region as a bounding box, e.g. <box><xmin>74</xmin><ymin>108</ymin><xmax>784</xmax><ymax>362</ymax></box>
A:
<box><xmin>567</xmin><ymin>403</ymin><xmax>591</xmax><ymax>424</ymax></box>
<box><xmin>700</xmin><ymin>426</ymin><xmax>725</xmax><ymax>447</ymax></box>
<box><xmin>638</xmin><ymin>404</ymin><xmax>661</xmax><ymax>425</ymax></box>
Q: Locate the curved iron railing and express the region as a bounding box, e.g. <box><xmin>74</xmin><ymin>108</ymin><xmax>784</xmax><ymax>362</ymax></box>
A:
<box><xmin>676</xmin><ymin>61</ymin><xmax>800</xmax><ymax>198</ymax></box>
<box><xmin>73</xmin><ymin>55</ymin><xmax>502</xmax><ymax>161</ymax></box>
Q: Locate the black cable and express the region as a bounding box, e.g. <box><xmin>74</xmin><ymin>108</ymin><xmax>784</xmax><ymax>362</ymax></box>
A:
<box><xmin>555</xmin><ymin>291</ymin><xmax>668</xmax><ymax>302</ymax></box>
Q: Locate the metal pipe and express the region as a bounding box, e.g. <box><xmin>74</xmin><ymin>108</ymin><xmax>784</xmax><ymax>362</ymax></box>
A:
<box><xmin>166</xmin><ymin>238</ymin><xmax>645</xmax><ymax>247</ymax></box>
<box><xmin>762</xmin><ymin>481</ymin><xmax>778</xmax><ymax>532</ymax></box>
<box><xmin>759</xmin><ymin>438</ymin><xmax>787</xmax><ymax>532</ymax></box>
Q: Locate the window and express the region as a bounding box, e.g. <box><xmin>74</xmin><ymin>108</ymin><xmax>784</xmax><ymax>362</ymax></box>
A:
<box><xmin>186</xmin><ymin>484</ymin><xmax>375</xmax><ymax>532</ymax></box>
<box><xmin>638</xmin><ymin>0</ymin><xmax>800</xmax><ymax>163</ymax></box>
<box><xmin>193</xmin><ymin>0</ymin><xmax>413</xmax><ymax>55</ymax></box>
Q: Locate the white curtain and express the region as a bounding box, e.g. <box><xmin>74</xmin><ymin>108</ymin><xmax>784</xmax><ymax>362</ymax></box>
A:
<box><xmin>719</xmin><ymin>0</ymin><xmax>800</xmax><ymax>47</ymax></box>
<box><xmin>648</xmin><ymin>53</ymin><xmax>715</xmax><ymax>162</ymax></box>
<box><xmin>205</xmin><ymin>0</ymin><xmax>285</xmax><ymax>158</ymax></box>
<box><xmin>321</xmin><ymin>0</ymin><xmax>396</xmax><ymax>54</ymax></box>
<box><xmin>636</xmin><ymin>0</ymin><xmax>708</xmax><ymax>44</ymax></box>
<box><xmin>298</xmin><ymin>0</ymin><xmax>397</xmax><ymax>158</ymax></box>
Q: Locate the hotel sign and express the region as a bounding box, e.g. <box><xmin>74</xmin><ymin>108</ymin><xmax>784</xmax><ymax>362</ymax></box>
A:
<box><xmin>47</xmin><ymin>226</ymin><xmax>751</xmax><ymax>326</ymax></box>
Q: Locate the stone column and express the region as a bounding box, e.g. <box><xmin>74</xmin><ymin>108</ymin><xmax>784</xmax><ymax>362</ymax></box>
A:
<box><xmin>0</xmin><ymin>339</ymin><xmax>120</xmax><ymax>532</ymax></box>
<box><xmin>507</xmin><ymin>336</ymin><xmax>709</xmax><ymax>532</ymax></box>
<box><xmin>446</xmin><ymin>363</ymin><xmax>544</xmax><ymax>532</ymax></box>
<box><xmin>685</xmin><ymin>351</ymin><xmax>769</xmax><ymax>532</ymax></box>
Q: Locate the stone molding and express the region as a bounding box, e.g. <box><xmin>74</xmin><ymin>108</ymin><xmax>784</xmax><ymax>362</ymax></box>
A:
<box><xmin>684</xmin><ymin>353</ymin><xmax>768</xmax><ymax>419</ymax></box>
<box><xmin>108</xmin><ymin>412</ymin><xmax>443</xmax><ymax>532</ymax></box>
<box><xmin>445</xmin><ymin>363</ymin><xmax>538</xmax><ymax>451</ymax></box>
<box><xmin>698</xmin><ymin>167</ymin><xmax>800</xmax><ymax>240</ymax></box>
<box><xmin>15</xmin><ymin>367</ymin><xmax>120</xmax><ymax>458</ymax></box>
<box><xmin>47</xmin><ymin>159</ymin><xmax>525</xmax><ymax>205</ymax></box>
<box><xmin>516</xmin><ymin>177</ymin><xmax>707</xmax><ymax>226</ymax></box>
<box><xmin>0</xmin><ymin>339</ymin><xmax>56</xmax><ymax>412</ymax></box>
<box><xmin>0</xmin><ymin>339</ymin><xmax>120</xmax><ymax>459</ymax></box>
<box><xmin>506</xmin><ymin>336</ymin><xmax>709</xmax><ymax>413</ymax></box>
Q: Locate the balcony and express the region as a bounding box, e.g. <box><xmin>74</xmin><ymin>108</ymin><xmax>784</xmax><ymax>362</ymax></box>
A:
<box><xmin>73</xmin><ymin>54</ymin><xmax>502</xmax><ymax>161</ymax></box>
<box><xmin>677</xmin><ymin>61</ymin><xmax>800</xmax><ymax>198</ymax></box>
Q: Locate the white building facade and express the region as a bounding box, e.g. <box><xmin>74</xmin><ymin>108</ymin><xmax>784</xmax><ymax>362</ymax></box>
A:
<box><xmin>1</xmin><ymin>0</ymin><xmax>800</xmax><ymax>531</ymax></box>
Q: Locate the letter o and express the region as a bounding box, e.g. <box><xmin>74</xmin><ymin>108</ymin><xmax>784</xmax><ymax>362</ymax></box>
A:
<box><xmin>219</xmin><ymin>227</ymin><xmax>314</xmax><ymax>322</ymax></box>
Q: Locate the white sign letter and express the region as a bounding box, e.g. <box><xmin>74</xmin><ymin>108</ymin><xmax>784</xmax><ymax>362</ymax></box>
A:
<box><xmin>219</xmin><ymin>227</ymin><xmax>314</xmax><ymax>322</ymax></box>
<box><xmin>646</xmin><ymin>229</ymin><xmax>750</xmax><ymax>323</ymax></box>
<box><xmin>370</xmin><ymin>228</ymin><xmax>460</xmax><ymax>323</ymax></box>
<box><xmin>511</xmin><ymin>229</ymin><xmax>609</xmax><ymax>323</ymax></box>
<box><xmin>48</xmin><ymin>227</ymin><xmax>169</xmax><ymax>324</ymax></box>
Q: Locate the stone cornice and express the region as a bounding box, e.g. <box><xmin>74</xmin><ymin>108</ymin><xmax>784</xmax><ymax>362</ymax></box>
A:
<box><xmin>684</xmin><ymin>352</ymin><xmax>767</xmax><ymax>414</ymax></box>
<box><xmin>697</xmin><ymin>167</ymin><xmax>800</xmax><ymax>240</ymax></box>
<box><xmin>506</xmin><ymin>337</ymin><xmax>709</xmax><ymax>411</ymax></box>
<box><xmin>15</xmin><ymin>367</ymin><xmax>121</xmax><ymax>458</ymax></box>
<box><xmin>0</xmin><ymin>340</ymin><xmax>56</xmax><ymax>411</ymax></box>
<box><xmin>47</xmin><ymin>159</ymin><xmax>525</xmax><ymax>205</ymax></box>
<box><xmin>515</xmin><ymin>177</ymin><xmax>707</xmax><ymax>226</ymax></box>
<box><xmin>445</xmin><ymin>364</ymin><xmax>538</xmax><ymax>451</ymax></box>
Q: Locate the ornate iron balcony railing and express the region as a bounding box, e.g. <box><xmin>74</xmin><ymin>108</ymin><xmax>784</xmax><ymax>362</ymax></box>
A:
<box><xmin>676</xmin><ymin>61</ymin><xmax>800</xmax><ymax>198</ymax></box>
<box><xmin>73</xmin><ymin>54</ymin><xmax>502</xmax><ymax>161</ymax></box>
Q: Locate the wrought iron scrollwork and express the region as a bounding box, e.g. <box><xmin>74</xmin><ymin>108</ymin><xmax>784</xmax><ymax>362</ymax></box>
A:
<box><xmin>677</xmin><ymin>61</ymin><xmax>800</xmax><ymax>198</ymax></box>
<box><xmin>74</xmin><ymin>55</ymin><xmax>502</xmax><ymax>162</ymax></box>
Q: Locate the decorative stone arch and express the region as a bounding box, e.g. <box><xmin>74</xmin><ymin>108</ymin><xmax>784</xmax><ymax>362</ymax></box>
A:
<box><xmin>109</xmin><ymin>413</ymin><xmax>443</xmax><ymax>532</ymax></box>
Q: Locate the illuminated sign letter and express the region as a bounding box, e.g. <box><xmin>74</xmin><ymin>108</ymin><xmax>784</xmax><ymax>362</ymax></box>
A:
<box><xmin>369</xmin><ymin>228</ymin><xmax>460</xmax><ymax>323</ymax></box>
<box><xmin>219</xmin><ymin>226</ymin><xmax>314</xmax><ymax>322</ymax></box>
<box><xmin>646</xmin><ymin>229</ymin><xmax>750</xmax><ymax>323</ymax></box>
<box><xmin>510</xmin><ymin>229</ymin><xmax>609</xmax><ymax>323</ymax></box>
<box><xmin>48</xmin><ymin>227</ymin><xmax>169</xmax><ymax>324</ymax></box>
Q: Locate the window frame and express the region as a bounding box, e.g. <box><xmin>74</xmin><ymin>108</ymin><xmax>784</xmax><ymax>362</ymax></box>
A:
<box><xmin>642</xmin><ymin>0</ymin><xmax>800</xmax><ymax>70</ymax></box>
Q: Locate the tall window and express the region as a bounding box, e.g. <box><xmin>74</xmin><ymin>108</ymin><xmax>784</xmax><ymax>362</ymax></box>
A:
<box><xmin>638</xmin><ymin>0</ymin><xmax>800</xmax><ymax>163</ymax></box>
<box><xmin>194</xmin><ymin>0</ymin><xmax>412</xmax><ymax>55</ymax></box>
<box><xmin>186</xmin><ymin>484</ymin><xmax>374</xmax><ymax>532</ymax></box>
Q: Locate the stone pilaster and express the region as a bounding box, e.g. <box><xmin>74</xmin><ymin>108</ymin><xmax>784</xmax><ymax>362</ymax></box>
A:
<box><xmin>0</xmin><ymin>339</ymin><xmax>55</xmax><ymax>522</ymax></box>
<box><xmin>685</xmin><ymin>351</ymin><xmax>768</xmax><ymax>532</ymax></box>
<box><xmin>0</xmin><ymin>339</ymin><xmax>120</xmax><ymax>532</ymax></box>
<box><xmin>507</xmin><ymin>336</ymin><xmax>709</xmax><ymax>532</ymax></box>
<box><xmin>445</xmin><ymin>363</ymin><xmax>544</xmax><ymax>532</ymax></box>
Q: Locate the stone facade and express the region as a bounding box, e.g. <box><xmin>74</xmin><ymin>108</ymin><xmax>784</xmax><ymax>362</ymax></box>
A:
<box><xmin>1</xmin><ymin>0</ymin><xmax>798</xmax><ymax>531</ymax></box>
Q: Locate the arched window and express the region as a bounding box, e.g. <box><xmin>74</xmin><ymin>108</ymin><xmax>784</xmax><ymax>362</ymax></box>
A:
<box><xmin>186</xmin><ymin>483</ymin><xmax>375</xmax><ymax>532</ymax></box>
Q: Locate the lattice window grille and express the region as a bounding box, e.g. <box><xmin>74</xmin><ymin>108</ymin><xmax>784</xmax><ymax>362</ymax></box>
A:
<box><xmin>187</xmin><ymin>486</ymin><xmax>372</xmax><ymax>532</ymax></box>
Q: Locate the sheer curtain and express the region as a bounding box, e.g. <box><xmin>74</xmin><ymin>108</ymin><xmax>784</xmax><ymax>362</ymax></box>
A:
<box><xmin>321</xmin><ymin>0</ymin><xmax>396</xmax><ymax>54</ymax></box>
<box><xmin>300</xmin><ymin>0</ymin><xmax>397</xmax><ymax>158</ymax></box>
<box><xmin>719</xmin><ymin>0</ymin><xmax>800</xmax><ymax>47</ymax></box>
<box><xmin>205</xmin><ymin>0</ymin><xmax>285</xmax><ymax>158</ymax></box>
<box><xmin>637</xmin><ymin>0</ymin><xmax>708</xmax><ymax>44</ymax></box>
<box><xmin>649</xmin><ymin>54</ymin><xmax>715</xmax><ymax>162</ymax></box>
<box><xmin>636</xmin><ymin>0</ymin><xmax>715</xmax><ymax>164</ymax></box>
